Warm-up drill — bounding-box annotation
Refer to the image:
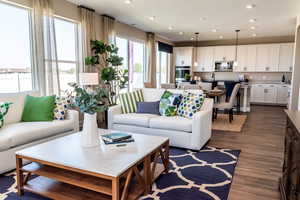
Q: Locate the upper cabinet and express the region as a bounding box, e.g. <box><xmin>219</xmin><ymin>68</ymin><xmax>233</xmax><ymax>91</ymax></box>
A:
<box><xmin>174</xmin><ymin>47</ymin><xmax>193</xmax><ymax>66</ymax></box>
<box><xmin>213</xmin><ymin>46</ymin><xmax>235</xmax><ymax>62</ymax></box>
<box><xmin>196</xmin><ymin>47</ymin><xmax>214</xmax><ymax>72</ymax></box>
<box><xmin>279</xmin><ymin>43</ymin><xmax>294</xmax><ymax>72</ymax></box>
<box><xmin>174</xmin><ymin>43</ymin><xmax>294</xmax><ymax>72</ymax></box>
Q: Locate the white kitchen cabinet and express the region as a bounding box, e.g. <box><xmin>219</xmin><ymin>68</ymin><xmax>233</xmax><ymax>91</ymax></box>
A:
<box><xmin>279</xmin><ymin>43</ymin><xmax>294</xmax><ymax>72</ymax></box>
<box><xmin>256</xmin><ymin>44</ymin><xmax>270</xmax><ymax>72</ymax></box>
<box><xmin>174</xmin><ymin>47</ymin><xmax>193</xmax><ymax>66</ymax></box>
<box><xmin>268</xmin><ymin>44</ymin><xmax>280</xmax><ymax>71</ymax></box>
<box><xmin>196</xmin><ymin>47</ymin><xmax>214</xmax><ymax>72</ymax></box>
<box><xmin>251</xmin><ymin>84</ymin><xmax>289</xmax><ymax>104</ymax></box>
<box><xmin>277</xmin><ymin>85</ymin><xmax>290</xmax><ymax>104</ymax></box>
<box><xmin>251</xmin><ymin>84</ymin><xmax>265</xmax><ymax>103</ymax></box>
<box><xmin>246</xmin><ymin>45</ymin><xmax>257</xmax><ymax>72</ymax></box>
<box><xmin>213</xmin><ymin>46</ymin><xmax>235</xmax><ymax>62</ymax></box>
<box><xmin>235</xmin><ymin>45</ymin><xmax>247</xmax><ymax>72</ymax></box>
<box><xmin>264</xmin><ymin>85</ymin><xmax>277</xmax><ymax>103</ymax></box>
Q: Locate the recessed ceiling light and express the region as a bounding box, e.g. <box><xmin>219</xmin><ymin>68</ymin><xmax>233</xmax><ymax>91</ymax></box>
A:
<box><xmin>149</xmin><ymin>16</ymin><xmax>155</xmax><ymax>21</ymax></box>
<box><xmin>199</xmin><ymin>17</ymin><xmax>206</xmax><ymax>21</ymax></box>
<box><xmin>179</xmin><ymin>32</ymin><xmax>184</xmax><ymax>35</ymax></box>
<box><xmin>246</xmin><ymin>4</ymin><xmax>256</xmax><ymax>9</ymax></box>
<box><xmin>191</xmin><ymin>37</ymin><xmax>194</xmax><ymax>40</ymax></box>
<box><xmin>168</xmin><ymin>26</ymin><xmax>173</xmax><ymax>30</ymax></box>
<box><xmin>124</xmin><ymin>0</ymin><xmax>132</xmax><ymax>4</ymax></box>
<box><xmin>249</xmin><ymin>18</ymin><xmax>257</xmax><ymax>23</ymax></box>
<box><xmin>212</xmin><ymin>29</ymin><xmax>217</xmax><ymax>33</ymax></box>
<box><xmin>252</xmin><ymin>33</ymin><xmax>257</xmax><ymax>37</ymax></box>
<box><xmin>250</xmin><ymin>26</ymin><xmax>256</xmax><ymax>30</ymax></box>
<box><xmin>219</xmin><ymin>35</ymin><xmax>224</xmax><ymax>39</ymax></box>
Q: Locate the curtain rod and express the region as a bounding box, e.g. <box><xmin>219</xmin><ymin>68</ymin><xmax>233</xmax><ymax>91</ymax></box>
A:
<box><xmin>78</xmin><ymin>5</ymin><xmax>95</xmax><ymax>12</ymax></box>
<box><xmin>102</xmin><ymin>14</ymin><xmax>115</xmax><ymax>20</ymax></box>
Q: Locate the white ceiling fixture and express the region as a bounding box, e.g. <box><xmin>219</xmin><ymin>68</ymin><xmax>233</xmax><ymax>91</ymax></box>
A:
<box><xmin>219</xmin><ymin>35</ymin><xmax>224</xmax><ymax>39</ymax></box>
<box><xmin>250</xmin><ymin>26</ymin><xmax>256</xmax><ymax>30</ymax></box>
<box><xmin>179</xmin><ymin>32</ymin><xmax>184</xmax><ymax>35</ymax></box>
<box><xmin>212</xmin><ymin>29</ymin><xmax>217</xmax><ymax>32</ymax></box>
<box><xmin>252</xmin><ymin>33</ymin><xmax>257</xmax><ymax>37</ymax></box>
<box><xmin>168</xmin><ymin>26</ymin><xmax>173</xmax><ymax>30</ymax></box>
<box><xmin>124</xmin><ymin>0</ymin><xmax>132</xmax><ymax>4</ymax></box>
<box><xmin>249</xmin><ymin>18</ymin><xmax>257</xmax><ymax>23</ymax></box>
<box><xmin>149</xmin><ymin>16</ymin><xmax>155</xmax><ymax>21</ymax></box>
<box><xmin>191</xmin><ymin>37</ymin><xmax>194</xmax><ymax>40</ymax></box>
<box><xmin>67</xmin><ymin>0</ymin><xmax>299</xmax><ymax>41</ymax></box>
<box><xmin>246</xmin><ymin>4</ymin><xmax>256</xmax><ymax>9</ymax></box>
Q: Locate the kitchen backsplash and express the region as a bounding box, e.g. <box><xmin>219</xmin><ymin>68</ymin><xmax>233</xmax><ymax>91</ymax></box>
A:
<box><xmin>194</xmin><ymin>72</ymin><xmax>292</xmax><ymax>83</ymax></box>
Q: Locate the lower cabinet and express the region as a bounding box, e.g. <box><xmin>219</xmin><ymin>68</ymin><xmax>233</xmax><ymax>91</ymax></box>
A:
<box><xmin>250</xmin><ymin>84</ymin><xmax>290</xmax><ymax>104</ymax></box>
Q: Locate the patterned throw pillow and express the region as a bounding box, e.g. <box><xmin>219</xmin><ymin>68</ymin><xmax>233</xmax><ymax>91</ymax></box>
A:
<box><xmin>54</xmin><ymin>97</ymin><xmax>72</xmax><ymax>120</ymax></box>
<box><xmin>119</xmin><ymin>89</ymin><xmax>144</xmax><ymax>114</ymax></box>
<box><xmin>0</xmin><ymin>102</ymin><xmax>12</xmax><ymax>128</ymax></box>
<box><xmin>177</xmin><ymin>92</ymin><xmax>205</xmax><ymax>119</ymax></box>
<box><xmin>159</xmin><ymin>91</ymin><xmax>182</xmax><ymax>116</ymax></box>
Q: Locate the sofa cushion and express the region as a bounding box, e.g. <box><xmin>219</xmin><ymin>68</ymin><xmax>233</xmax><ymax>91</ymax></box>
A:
<box><xmin>113</xmin><ymin>113</ymin><xmax>159</xmax><ymax>127</ymax></box>
<box><xmin>119</xmin><ymin>89</ymin><xmax>144</xmax><ymax>114</ymax></box>
<box><xmin>142</xmin><ymin>88</ymin><xmax>165</xmax><ymax>102</ymax></box>
<box><xmin>0</xmin><ymin>102</ymin><xmax>12</xmax><ymax>128</ymax></box>
<box><xmin>22</xmin><ymin>95</ymin><xmax>56</xmax><ymax>122</ymax></box>
<box><xmin>149</xmin><ymin>116</ymin><xmax>192</xmax><ymax>132</ymax></box>
<box><xmin>136</xmin><ymin>101</ymin><xmax>160</xmax><ymax>115</ymax></box>
<box><xmin>0</xmin><ymin>120</ymin><xmax>74</xmax><ymax>151</ymax></box>
<box><xmin>54</xmin><ymin>96</ymin><xmax>72</xmax><ymax>120</ymax></box>
<box><xmin>159</xmin><ymin>91</ymin><xmax>182</xmax><ymax>117</ymax></box>
<box><xmin>177</xmin><ymin>92</ymin><xmax>205</xmax><ymax>119</ymax></box>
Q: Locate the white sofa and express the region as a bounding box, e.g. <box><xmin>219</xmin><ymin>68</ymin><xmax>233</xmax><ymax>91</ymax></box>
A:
<box><xmin>108</xmin><ymin>88</ymin><xmax>213</xmax><ymax>150</ymax></box>
<box><xmin>0</xmin><ymin>92</ymin><xmax>79</xmax><ymax>174</ymax></box>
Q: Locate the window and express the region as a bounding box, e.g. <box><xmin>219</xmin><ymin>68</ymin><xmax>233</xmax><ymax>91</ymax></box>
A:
<box><xmin>53</xmin><ymin>17</ymin><xmax>79</xmax><ymax>93</ymax></box>
<box><xmin>116</xmin><ymin>37</ymin><xmax>146</xmax><ymax>91</ymax></box>
<box><xmin>0</xmin><ymin>2</ymin><xmax>33</xmax><ymax>93</ymax></box>
<box><xmin>157</xmin><ymin>51</ymin><xmax>171</xmax><ymax>88</ymax></box>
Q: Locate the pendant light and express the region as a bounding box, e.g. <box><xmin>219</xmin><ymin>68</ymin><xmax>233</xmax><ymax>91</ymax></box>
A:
<box><xmin>233</xmin><ymin>29</ymin><xmax>240</xmax><ymax>67</ymax></box>
<box><xmin>193</xmin><ymin>32</ymin><xmax>199</xmax><ymax>67</ymax></box>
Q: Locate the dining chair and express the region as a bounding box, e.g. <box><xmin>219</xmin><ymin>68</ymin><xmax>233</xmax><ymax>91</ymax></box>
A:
<box><xmin>213</xmin><ymin>83</ymin><xmax>241</xmax><ymax>123</ymax></box>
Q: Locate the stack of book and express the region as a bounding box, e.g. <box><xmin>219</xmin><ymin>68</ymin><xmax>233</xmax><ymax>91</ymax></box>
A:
<box><xmin>101</xmin><ymin>132</ymin><xmax>134</xmax><ymax>145</ymax></box>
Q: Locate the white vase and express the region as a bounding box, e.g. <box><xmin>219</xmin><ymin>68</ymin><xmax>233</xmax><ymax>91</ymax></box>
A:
<box><xmin>81</xmin><ymin>113</ymin><xmax>99</xmax><ymax>148</ymax></box>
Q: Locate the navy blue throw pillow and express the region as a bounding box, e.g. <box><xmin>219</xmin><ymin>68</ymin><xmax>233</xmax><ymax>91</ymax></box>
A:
<box><xmin>136</xmin><ymin>101</ymin><xmax>160</xmax><ymax>115</ymax></box>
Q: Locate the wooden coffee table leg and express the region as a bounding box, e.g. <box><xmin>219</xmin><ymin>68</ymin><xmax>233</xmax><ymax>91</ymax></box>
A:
<box><xmin>164</xmin><ymin>142</ymin><xmax>170</xmax><ymax>173</ymax></box>
<box><xmin>112</xmin><ymin>177</ymin><xmax>120</xmax><ymax>200</ymax></box>
<box><xmin>16</xmin><ymin>156</ymin><xmax>24</xmax><ymax>196</ymax></box>
<box><xmin>144</xmin><ymin>156</ymin><xmax>151</xmax><ymax>194</ymax></box>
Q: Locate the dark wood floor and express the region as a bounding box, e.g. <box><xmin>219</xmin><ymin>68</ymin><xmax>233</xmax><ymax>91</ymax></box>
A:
<box><xmin>209</xmin><ymin>105</ymin><xmax>286</xmax><ymax>200</ymax></box>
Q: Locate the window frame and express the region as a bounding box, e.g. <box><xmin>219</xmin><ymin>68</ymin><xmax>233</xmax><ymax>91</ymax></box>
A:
<box><xmin>0</xmin><ymin>1</ymin><xmax>36</xmax><ymax>95</ymax></box>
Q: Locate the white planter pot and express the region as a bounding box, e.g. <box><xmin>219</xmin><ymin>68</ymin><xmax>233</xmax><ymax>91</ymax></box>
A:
<box><xmin>81</xmin><ymin>113</ymin><xmax>99</xmax><ymax>148</ymax></box>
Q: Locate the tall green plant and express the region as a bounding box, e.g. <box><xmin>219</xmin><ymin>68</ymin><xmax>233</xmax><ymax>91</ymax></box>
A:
<box><xmin>85</xmin><ymin>40</ymin><xmax>128</xmax><ymax>105</ymax></box>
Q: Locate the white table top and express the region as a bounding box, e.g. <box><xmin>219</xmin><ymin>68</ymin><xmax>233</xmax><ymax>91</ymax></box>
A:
<box><xmin>16</xmin><ymin>129</ymin><xmax>169</xmax><ymax>177</ymax></box>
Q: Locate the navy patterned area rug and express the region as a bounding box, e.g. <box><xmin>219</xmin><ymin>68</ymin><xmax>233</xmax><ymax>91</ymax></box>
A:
<box><xmin>0</xmin><ymin>147</ymin><xmax>240</xmax><ymax>200</ymax></box>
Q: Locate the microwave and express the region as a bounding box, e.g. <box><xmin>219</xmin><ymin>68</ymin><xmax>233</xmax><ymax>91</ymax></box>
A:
<box><xmin>215</xmin><ymin>61</ymin><xmax>234</xmax><ymax>72</ymax></box>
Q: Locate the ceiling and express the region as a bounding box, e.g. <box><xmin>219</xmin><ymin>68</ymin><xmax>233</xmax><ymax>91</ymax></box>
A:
<box><xmin>68</xmin><ymin>0</ymin><xmax>300</xmax><ymax>42</ymax></box>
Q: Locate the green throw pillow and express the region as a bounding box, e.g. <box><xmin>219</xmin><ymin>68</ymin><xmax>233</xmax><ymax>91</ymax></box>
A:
<box><xmin>159</xmin><ymin>91</ymin><xmax>182</xmax><ymax>116</ymax></box>
<box><xmin>0</xmin><ymin>102</ymin><xmax>12</xmax><ymax>128</ymax></box>
<box><xmin>21</xmin><ymin>95</ymin><xmax>56</xmax><ymax>122</ymax></box>
<box><xmin>119</xmin><ymin>89</ymin><xmax>144</xmax><ymax>114</ymax></box>
<box><xmin>177</xmin><ymin>92</ymin><xmax>205</xmax><ymax>119</ymax></box>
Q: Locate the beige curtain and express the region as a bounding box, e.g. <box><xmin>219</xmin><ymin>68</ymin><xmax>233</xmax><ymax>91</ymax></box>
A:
<box><xmin>146</xmin><ymin>32</ymin><xmax>157</xmax><ymax>88</ymax></box>
<box><xmin>32</xmin><ymin>0</ymin><xmax>60</xmax><ymax>96</ymax></box>
<box><xmin>79</xmin><ymin>6</ymin><xmax>96</xmax><ymax>72</ymax></box>
<box><xmin>169</xmin><ymin>53</ymin><xmax>175</xmax><ymax>83</ymax></box>
<box><xmin>102</xmin><ymin>15</ymin><xmax>116</xmax><ymax>45</ymax></box>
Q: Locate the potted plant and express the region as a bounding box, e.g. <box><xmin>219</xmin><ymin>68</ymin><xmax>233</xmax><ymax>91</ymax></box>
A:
<box><xmin>68</xmin><ymin>83</ymin><xmax>108</xmax><ymax>147</ymax></box>
<box><xmin>85</xmin><ymin>40</ymin><xmax>129</xmax><ymax>106</ymax></box>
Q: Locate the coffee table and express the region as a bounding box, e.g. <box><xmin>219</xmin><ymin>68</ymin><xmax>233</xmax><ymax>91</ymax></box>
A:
<box><xmin>15</xmin><ymin>129</ymin><xmax>169</xmax><ymax>200</ymax></box>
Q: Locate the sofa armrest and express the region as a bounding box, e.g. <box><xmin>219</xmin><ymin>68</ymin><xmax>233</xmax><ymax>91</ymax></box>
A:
<box><xmin>108</xmin><ymin>105</ymin><xmax>122</xmax><ymax>129</ymax></box>
<box><xmin>191</xmin><ymin>98</ymin><xmax>214</xmax><ymax>150</ymax></box>
<box><xmin>66</xmin><ymin>109</ymin><xmax>80</xmax><ymax>132</ymax></box>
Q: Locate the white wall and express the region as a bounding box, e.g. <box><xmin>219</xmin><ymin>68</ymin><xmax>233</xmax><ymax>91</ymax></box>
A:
<box><xmin>290</xmin><ymin>16</ymin><xmax>300</xmax><ymax>110</ymax></box>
